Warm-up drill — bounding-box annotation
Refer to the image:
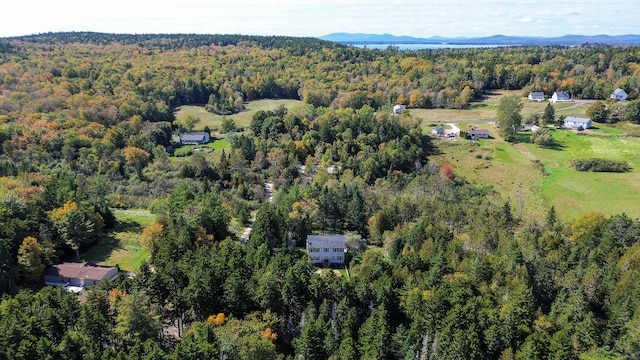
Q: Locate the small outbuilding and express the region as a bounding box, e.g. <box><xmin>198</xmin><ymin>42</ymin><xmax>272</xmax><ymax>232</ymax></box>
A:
<box><xmin>306</xmin><ymin>235</ymin><xmax>346</xmax><ymax>267</ymax></box>
<box><xmin>393</xmin><ymin>104</ymin><xmax>406</xmax><ymax>114</ymax></box>
<box><xmin>432</xmin><ymin>128</ymin><xmax>445</xmax><ymax>136</ymax></box>
<box><xmin>179</xmin><ymin>132</ymin><xmax>210</xmax><ymax>145</ymax></box>
<box><xmin>528</xmin><ymin>92</ymin><xmax>545</xmax><ymax>102</ymax></box>
<box><xmin>563</xmin><ymin>116</ymin><xmax>592</xmax><ymax>130</ymax></box>
<box><xmin>550</xmin><ymin>91</ymin><xmax>572</xmax><ymax>103</ymax></box>
<box><xmin>611</xmin><ymin>88</ymin><xmax>628</xmax><ymax>101</ymax></box>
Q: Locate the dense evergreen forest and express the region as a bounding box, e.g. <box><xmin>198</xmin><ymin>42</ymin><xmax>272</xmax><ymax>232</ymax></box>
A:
<box><xmin>1</xmin><ymin>32</ymin><xmax>640</xmax><ymax>359</ymax></box>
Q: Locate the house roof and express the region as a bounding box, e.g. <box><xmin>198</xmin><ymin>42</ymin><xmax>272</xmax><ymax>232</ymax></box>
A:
<box><xmin>307</xmin><ymin>235</ymin><xmax>346</xmax><ymax>248</ymax></box>
<box><xmin>44</xmin><ymin>262</ymin><xmax>118</xmax><ymax>281</ymax></box>
<box><xmin>553</xmin><ymin>91</ymin><xmax>570</xmax><ymax>100</ymax></box>
<box><xmin>613</xmin><ymin>88</ymin><xmax>627</xmax><ymax>95</ymax></box>
<box><xmin>179</xmin><ymin>132</ymin><xmax>209</xmax><ymax>141</ymax></box>
<box><xmin>468</xmin><ymin>127</ymin><xmax>489</xmax><ymax>134</ymax></box>
<box><xmin>564</xmin><ymin>116</ymin><xmax>591</xmax><ymax>124</ymax></box>
<box><xmin>529</xmin><ymin>92</ymin><xmax>544</xmax><ymax>99</ymax></box>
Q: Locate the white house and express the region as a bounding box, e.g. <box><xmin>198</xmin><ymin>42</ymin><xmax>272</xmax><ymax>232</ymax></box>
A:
<box><xmin>44</xmin><ymin>262</ymin><xmax>119</xmax><ymax>291</ymax></box>
<box><xmin>611</xmin><ymin>88</ymin><xmax>628</xmax><ymax>101</ymax></box>
<box><xmin>179</xmin><ymin>132</ymin><xmax>210</xmax><ymax>145</ymax></box>
<box><xmin>393</xmin><ymin>104</ymin><xmax>406</xmax><ymax>114</ymax></box>
<box><xmin>528</xmin><ymin>92</ymin><xmax>545</xmax><ymax>102</ymax></box>
<box><xmin>563</xmin><ymin>116</ymin><xmax>592</xmax><ymax>130</ymax></box>
<box><xmin>306</xmin><ymin>235</ymin><xmax>346</xmax><ymax>266</ymax></box>
<box><xmin>550</xmin><ymin>91</ymin><xmax>572</xmax><ymax>103</ymax></box>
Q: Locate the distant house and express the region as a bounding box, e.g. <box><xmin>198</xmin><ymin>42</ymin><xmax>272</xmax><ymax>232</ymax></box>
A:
<box><xmin>393</xmin><ymin>104</ymin><xmax>406</xmax><ymax>114</ymax></box>
<box><xmin>531</xmin><ymin>125</ymin><xmax>542</xmax><ymax>132</ymax></box>
<box><xmin>563</xmin><ymin>116</ymin><xmax>592</xmax><ymax>130</ymax></box>
<box><xmin>528</xmin><ymin>92</ymin><xmax>545</xmax><ymax>102</ymax></box>
<box><xmin>44</xmin><ymin>262</ymin><xmax>119</xmax><ymax>291</ymax></box>
<box><xmin>611</xmin><ymin>88</ymin><xmax>628</xmax><ymax>101</ymax></box>
<box><xmin>550</xmin><ymin>91</ymin><xmax>572</xmax><ymax>103</ymax></box>
<box><xmin>179</xmin><ymin>132</ymin><xmax>210</xmax><ymax>145</ymax></box>
<box><xmin>432</xmin><ymin>128</ymin><xmax>445</xmax><ymax>136</ymax></box>
<box><xmin>468</xmin><ymin>127</ymin><xmax>489</xmax><ymax>139</ymax></box>
<box><xmin>306</xmin><ymin>235</ymin><xmax>346</xmax><ymax>267</ymax></box>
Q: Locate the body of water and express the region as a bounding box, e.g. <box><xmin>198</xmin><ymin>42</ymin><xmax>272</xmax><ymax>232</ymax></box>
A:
<box><xmin>351</xmin><ymin>43</ymin><xmax>508</xmax><ymax>50</ymax></box>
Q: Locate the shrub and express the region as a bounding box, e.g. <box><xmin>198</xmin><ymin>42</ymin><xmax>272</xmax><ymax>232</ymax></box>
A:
<box><xmin>572</xmin><ymin>158</ymin><xmax>630</xmax><ymax>172</ymax></box>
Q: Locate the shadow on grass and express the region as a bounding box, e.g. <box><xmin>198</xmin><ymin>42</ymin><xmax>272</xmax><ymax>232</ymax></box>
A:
<box><xmin>115</xmin><ymin>219</ymin><xmax>143</xmax><ymax>233</ymax></box>
<box><xmin>81</xmin><ymin>233</ymin><xmax>122</xmax><ymax>264</ymax></box>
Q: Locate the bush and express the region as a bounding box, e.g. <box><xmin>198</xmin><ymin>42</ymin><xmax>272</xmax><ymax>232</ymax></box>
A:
<box><xmin>572</xmin><ymin>158</ymin><xmax>630</xmax><ymax>172</ymax></box>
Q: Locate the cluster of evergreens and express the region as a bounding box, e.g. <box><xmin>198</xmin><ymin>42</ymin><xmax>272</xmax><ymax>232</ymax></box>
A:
<box><xmin>1</xmin><ymin>33</ymin><xmax>640</xmax><ymax>359</ymax></box>
<box><xmin>572</xmin><ymin>158</ymin><xmax>631</xmax><ymax>172</ymax></box>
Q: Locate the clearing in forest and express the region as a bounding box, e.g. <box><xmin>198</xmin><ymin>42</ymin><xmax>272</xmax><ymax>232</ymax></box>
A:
<box><xmin>81</xmin><ymin>208</ymin><xmax>154</xmax><ymax>272</ymax></box>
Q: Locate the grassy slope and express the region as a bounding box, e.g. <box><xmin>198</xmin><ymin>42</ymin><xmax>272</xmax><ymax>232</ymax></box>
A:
<box><xmin>414</xmin><ymin>91</ymin><xmax>640</xmax><ymax>221</ymax></box>
<box><xmin>81</xmin><ymin>209</ymin><xmax>154</xmax><ymax>272</ymax></box>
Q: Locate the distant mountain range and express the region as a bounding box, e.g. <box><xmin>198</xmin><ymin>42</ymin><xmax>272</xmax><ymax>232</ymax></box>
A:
<box><xmin>320</xmin><ymin>33</ymin><xmax>640</xmax><ymax>46</ymax></box>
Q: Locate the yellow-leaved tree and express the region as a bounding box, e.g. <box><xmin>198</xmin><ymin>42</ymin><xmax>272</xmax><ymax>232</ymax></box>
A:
<box><xmin>17</xmin><ymin>236</ymin><xmax>45</xmax><ymax>283</ymax></box>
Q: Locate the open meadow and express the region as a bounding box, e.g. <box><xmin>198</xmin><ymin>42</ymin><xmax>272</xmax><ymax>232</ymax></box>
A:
<box><xmin>416</xmin><ymin>92</ymin><xmax>640</xmax><ymax>221</ymax></box>
<box><xmin>175</xmin><ymin>99</ymin><xmax>305</xmax><ymax>133</ymax></box>
<box><xmin>80</xmin><ymin>208</ymin><xmax>154</xmax><ymax>272</ymax></box>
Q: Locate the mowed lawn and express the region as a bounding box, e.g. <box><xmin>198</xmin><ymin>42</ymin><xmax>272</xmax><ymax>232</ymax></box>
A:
<box><xmin>175</xmin><ymin>99</ymin><xmax>305</xmax><ymax>133</ymax></box>
<box><xmin>81</xmin><ymin>209</ymin><xmax>154</xmax><ymax>272</ymax></box>
<box><xmin>430</xmin><ymin>123</ymin><xmax>640</xmax><ymax>222</ymax></box>
<box><xmin>525</xmin><ymin>127</ymin><xmax>640</xmax><ymax>220</ymax></box>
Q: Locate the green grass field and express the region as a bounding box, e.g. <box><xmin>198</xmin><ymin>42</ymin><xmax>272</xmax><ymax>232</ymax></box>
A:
<box><xmin>419</xmin><ymin>91</ymin><xmax>639</xmax><ymax>222</ymax></box>
<box><xmin>81</xmin><ymin>209</ymin><xmax>154</xmax><ymax>272</ymax></box>
<box><xmin>175</xmin><ymin>99</ymin><xmax>305</xmax><ymax>133</ymax></box>
<box><xmin>430</xmin><ymin>122</ymin><xmax>640</xmax><ymax>222</ymax></box>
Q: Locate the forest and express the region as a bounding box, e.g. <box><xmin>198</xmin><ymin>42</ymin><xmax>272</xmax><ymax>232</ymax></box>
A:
<box><xmin>1</xmin><ymin>32</ymin><xmax>640</xmax><ymax>359</ymax></box>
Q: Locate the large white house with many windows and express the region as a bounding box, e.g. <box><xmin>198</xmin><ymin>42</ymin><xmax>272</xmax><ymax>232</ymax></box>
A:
<box><xmin>306</xmin><ymin>235</ymin><xmax>346</xmax><ymax>267</ymax></box>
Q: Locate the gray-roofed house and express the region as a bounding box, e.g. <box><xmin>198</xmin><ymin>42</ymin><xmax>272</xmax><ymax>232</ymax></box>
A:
<box><xmin>432</xmin><ymin>128</ymin><xmax>445</xmax><ymax>136</ymax></box>
<box><xmin>468</xmin><ymin>127</ymin><xmax>489</xmax><ymax>139</ymax></box>
<box><xmin>611</xmin><ymin>88</ymin><xmax>628</xmax><ymax>101</ymax></box>
<box><xmin>44</xmin><ymin>262</ymin><xmax>119</xmax><ymax>290</ymax></box>
<box><xmin>179</xmin><ymin>132</ymin><xmax>210</xmax><ymax>145</ymax></box>
<box><xmin>563</xmin><ymin>116</ymin><xmax>592</xmax><ymax>130</ymax></box>
<box><xmin>550</xmin><ymin>91</ymin><xmax>572</xmax><ymax>103</ymax></box>
<box><xmin>306</xmin><ymin>235</ymin><xmax>346</xmax><ymax>267</ymax></box>
<box><xmin>528</xmin><ymin>92</ymin><xmax>545</xmax><ymax>102</ymax></box>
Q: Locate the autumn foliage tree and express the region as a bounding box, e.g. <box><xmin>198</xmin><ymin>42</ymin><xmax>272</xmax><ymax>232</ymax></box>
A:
<box><xmin>440</xmin><ymin>163</ymin><xmax>455</xmax><ymax>181</ymax></box>
<box><xmin>17</xmin><ymin>236</ymin><xmax>45</xmax><ymax>283</ymax></box>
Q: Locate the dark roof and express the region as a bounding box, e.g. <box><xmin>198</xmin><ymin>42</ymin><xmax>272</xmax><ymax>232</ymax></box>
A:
<box><xmin>529</xmin><ymin>91</ymin><xmax>544</xmax><ymax>98</ymax></box>
<box><xmin>468</xmin><ymin>127</ymin><xmax>489</xmax><ymax>134</ymax></box>
<box><xmin>553</xmin><ymin>91</ymin><xmax>570</xmax><ymax>100</ymax></box>
<box><xmin>179</xmin><ymin>132</ymin><xmax>209</xmax><ymax>141</ymax></box>
<box><xmin>44</xmin><ymin>262</ymin><xmax>118</xmax><ymax>281</ymax></box>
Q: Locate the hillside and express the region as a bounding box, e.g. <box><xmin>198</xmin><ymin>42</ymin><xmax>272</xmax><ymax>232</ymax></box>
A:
<box><xmin>320</xmin><ymin>32</ymin><xmax>640</xmax><ymax>45</ymax></box>
<box><xmin>2</xmin><ymin>33</ymin><xmax>640</xmax><ymax>359</ymax></box>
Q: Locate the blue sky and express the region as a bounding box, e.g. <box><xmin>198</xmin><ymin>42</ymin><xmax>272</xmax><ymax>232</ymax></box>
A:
<box><xmin>2</xmin><ymin>0</ymin><xmax>638</xmax><ymax>38</ymax></box>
